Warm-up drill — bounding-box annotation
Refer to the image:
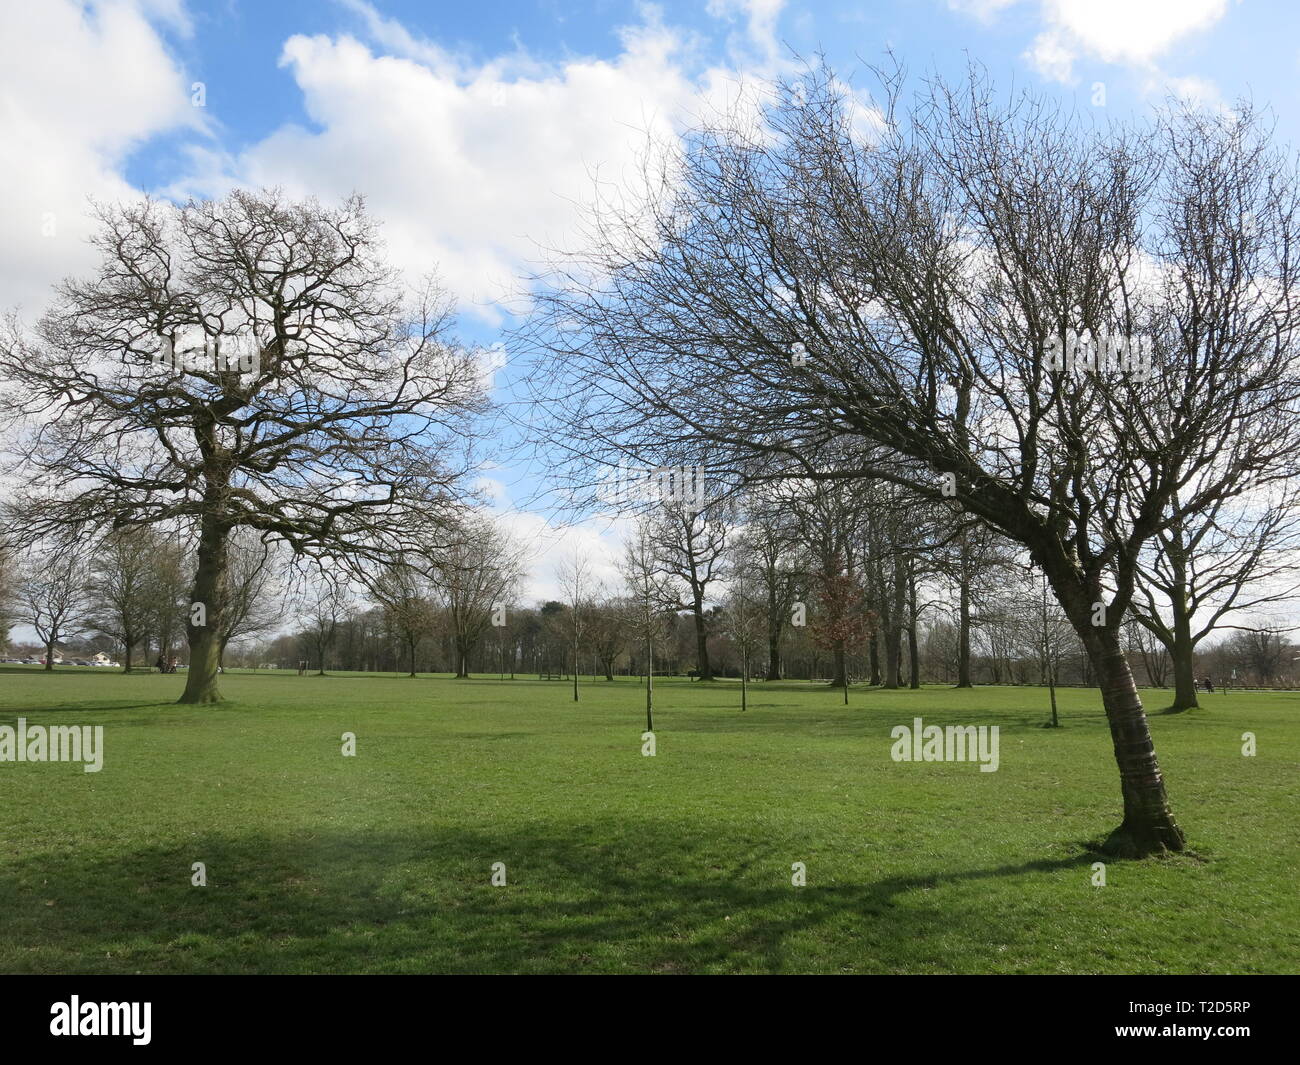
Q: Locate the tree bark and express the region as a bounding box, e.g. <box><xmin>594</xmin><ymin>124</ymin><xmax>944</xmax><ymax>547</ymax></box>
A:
<box><xmin>692</xmin><ymin>593</ymin><xmax>712</xmax><ymax>680</ymax></box>
<box><xmin>907</xmin><ymin>563</ymin><xmax>920</xmax><ymax>690</ymax></box>
<box><xmin>765</xmin><ymin>610</ymin><xmax>783</xmax><ymax>681</ymax></box>
<box><xmin>1168</xmin><ymin>575</ymin><xmax>1199</xmax><ymax>711</ymax></box>
<box><xmin>178</xmin><ymin>510</ymin><xmax>228</xmax><ymax>704</ymax></box>
<box><xmin>883</xmin><ymin>561</ymin><xmax>905</xmax><ymax>688</ymax></box>
<box><xmin>1089</xmin><ymin>631</ymin><xmax>1185</xmax><ymax>855</ymax></box>
<box><xmin>955</xmin><ymin>529</ymin><xmax>973</xmax><ymax>688</ymax></box>
<box><xmin>645</xmin><ymin>636</ymin><xmax>654</xmax><ymax>732</ymax></box>
<box><xmin>829</xmin><ymin>646</ymin><xmax>846</xmax><ymax>687</ymax></box>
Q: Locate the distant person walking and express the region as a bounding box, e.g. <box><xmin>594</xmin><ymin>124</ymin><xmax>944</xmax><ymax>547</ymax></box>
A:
<box><xmin>155</xmin><ymin>654</ymin><xmax>165</xmax><ymax>674</ymax></box>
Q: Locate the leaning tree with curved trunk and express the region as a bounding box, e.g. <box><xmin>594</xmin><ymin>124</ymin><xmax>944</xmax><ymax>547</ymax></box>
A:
<box><xmin>0</xmin><ymin>189</ymin><xmax>483</xmax><ymax>703</ymax></box>
<box><xmin>522</xmin><ymin>67</ymin><xmax>1300</xmax><ymax>857</ymax></box>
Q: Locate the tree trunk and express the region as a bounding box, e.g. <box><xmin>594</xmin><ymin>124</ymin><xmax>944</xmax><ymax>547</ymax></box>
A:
<box><xmin>178</xmin><ymin>511</ymin><xmax>228</xmax><ymax>704</ymax></box>
<box><xmin>869</xmin><ymin>632</ymin><xmax>881</xmax><ymax>686</ymax></box>
<box><xmin>44</xmin><ymin>639</ymin><xmax>55</xmax><ymax>671</ymax></box>
<box><xmin>907</xmin><ymin>564</ymin><xmax>920</xmax><ymax>690</ymax></box>
<box><xmin>829</xmin><ymin>646</ymin><xmax>846</xmax><ymax>687</ymax></box>
<box><xmin>741</xmin><ymin>650</ymin><xmax>748</xmax><ymax>712</ymax></box>
<box><xmin>1168</xmin><ymin>588</ymin><xmax>1199</xmax><ymax>712</ymax></box>
<box><xmin>882</xmin><ymin>563</ymin><xmax>904</xmax><ymax>688</ymax></box>
<box><xmin>956</xmin><ymin>530</ymin><xmax>973</xmax><ymax>688</ymax></box>
<box><xmin>765</xmin><ymin>614</ymin><xmax>783</xmax><ymax>681</ymax></box>
<box><xmin>645</xmin><ymin>636</ymin><xmax>654</xmax><ymax>732</ymax></box>
<box><xmin>883</xmin><ymin>631</ymin><xmax>900</xmax><ymax>688</ymax></box>
<box><xmin>1086</xmin><ymin>627</ymin><xmax>1186</xmax><ymax>857</ymax></box>
<box><xmin>692</xmin><ymin>595</ymin><xmax>712</xmax><ymax>680</ymax></box>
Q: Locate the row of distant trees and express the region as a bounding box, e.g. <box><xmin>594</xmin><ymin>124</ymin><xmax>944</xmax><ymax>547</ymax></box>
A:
<box><xmin>0</xmin><ymin>527</ymin><xmax>274</xmax><ymax>670</ymax></box>
<box><xmin>603</xmin><ymin>476</ymin><xmax>1300</xmax><ymax>708</ymax></box>
<box><xmin>3</xmin><ymin>484</ymin><xmax>1294</xmax><ymax>692</ymax></box>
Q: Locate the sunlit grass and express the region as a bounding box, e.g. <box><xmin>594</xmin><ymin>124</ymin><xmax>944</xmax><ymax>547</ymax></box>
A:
<box><xmin>1</xmin><ymin>667</ymin><xmax>1296</xmax><ymax>973</ymax></box>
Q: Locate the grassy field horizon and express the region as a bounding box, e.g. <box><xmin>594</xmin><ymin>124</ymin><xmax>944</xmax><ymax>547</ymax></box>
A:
<box><xmin>1</xmin><ymin>669</ymin><xmax>1296</xmax><ymax>974</ymax></box>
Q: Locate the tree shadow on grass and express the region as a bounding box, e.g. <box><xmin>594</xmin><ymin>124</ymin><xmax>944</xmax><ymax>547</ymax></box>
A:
<box><xmin>0</xmin><ymin>822</ymin><xmax>1096</xmax><ymax>975</ymax></box>
<box><xmin>0</xmin><ymin>701</ymin><xmax>178</xmax><ymax>715</ymax></box>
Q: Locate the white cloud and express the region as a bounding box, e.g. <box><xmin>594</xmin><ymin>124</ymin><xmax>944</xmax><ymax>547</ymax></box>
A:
<box><xmin>706</xmin><ymin>0</ymin><xmax>787</xmax><ymax>65</ymax></box>
<box><xmin>1150</xmin><ymin>72</ymin><xmax>1224</xmax><ymax>110</ymax></box>
<box><xmin>165</xmin><ymin>7</ymin><xmax>766</xmax><ymax>325</ymax></box>
<box><xmin>0</xmin><ymin>0</ymin><xmax>200</xmax><ymax>315</ymax></box>
<box><xmin>491</xmin><ymin>506</ymin><xmax>631</xmax><ymax>605</ymax></box>
<box><xmin>947</xmin><ymin>0</ymin><xmax>1229</xmax><ymax>87</ymax></box>
<box><xmin>1025</xmin><ymin>0</ymin><xmax>1229</xmax><ymax>83</ymax></box>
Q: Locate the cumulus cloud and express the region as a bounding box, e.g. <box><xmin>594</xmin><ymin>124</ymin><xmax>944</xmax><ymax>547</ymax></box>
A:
<box><xmin>0</xmin><ymin>0</ymin><xmax>200</xmax><ymax>315</ymax></box>
<box><xmin>706</xmin><ymin>0</ymin><xmax>787</xmax><ymax>65</ymax></box>
<box><xmin>166</xmin><ymin>2</ymin><xmax>774</xmax><ymax>325</ymax></box>
<box><xmin>1026</xmin><ymin>0</ymin><xmax>1228</xmax><ymax>83</ymax></box>
<box><xmin>947</xmin><ymin>0</ymin><xmax>1229</xmax><ymax>90</ymax></box>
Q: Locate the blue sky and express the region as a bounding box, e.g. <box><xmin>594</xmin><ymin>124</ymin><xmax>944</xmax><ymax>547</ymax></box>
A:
<box><xmin>1</xmin><ymin>0</ymin><xmax>1296</xmax><ymax>601</ymax></box>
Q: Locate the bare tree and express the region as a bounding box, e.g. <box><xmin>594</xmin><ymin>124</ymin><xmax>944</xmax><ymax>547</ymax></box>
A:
<box><xmin>369</xmin><ymin>563</ymin><xmax>437</xmax><ymax>677</ymax></box>
<box><xmin>144</xmin><ymin>535</ymin><xmax>188</xmax><ymax>667</ymax></box>
<box><xmin>810</xmin><ymin>564</ymin><xmax>875</xmax><ymax>705</ymax></box>
<box><xmin>589</xmin><ymin>590</ymin><xmax>630</xmax><ymax>680</ymax></box>
<box><xmin>0</xmin><ymin>189</ymin><xmax>482</xmax><ymax>704</ymax></box>
<box><xmin>21</xmin><ymin>551</ymin><xmax>90</xmax><ymax>670</ymax></box>
<box><xmin>721</xmin><ymin>554</ymin><xmax>767</xmax><ymax>711</ymax></box>
<box><xmin>524</xmin><ymin>66</ymin><xmax>1300</xmax><ymax>855</ymax></box>
<box><xmin>85</xmin><ymin>528</ymin><xmax>158</xmax><ymax>672</ymax></box>
<box><xmin>646</xmin><ymin>500</ymin><xmax>731</xmax><ymax>680</ymax></box>
<box><xmin>788</xmin><ymin>481</ymin><xmax>870</xmax><ymax>687</ymax></box>
<box><xmin>1130</xmin><ymin>484</ymin><xmax>1300</xmax><ymax>711</ymax></box>
<box><xmin>556</xmin><ymin>552</ymin><xmax>596</xmax><ymax>701</ymax></box>
<box><xmin>1009</xmin><ymin>567</ymin><xmax>1080</xmax><ymax>727</ymax></box>
<box><xmin>1126</xmin><ymin>617</ymin><xmax>1171</xmax><ymax>689</ymax></box>
<box><xmin>1226</xmin><ymin>624</ymin><xmax>1290</xmax><ymax>686</ymax></box>
<box><xmin>736</xmin><ymin>501</ymin><xmax>806</xmax><ymax>681</ymax></box>
<box><xmin>219</xmin><ymin>529</ymin><xmax>280</xmax><ymax>666</ymax></box>
<box><xmin>620</xmin><ymin>517</ymin><xmax>674</xmax><ymax>730</ymax></box>
<box><xmin>432</xmin><ymin>516</ymin><xmax>526</xmax><ymax>679</ymax></box>
<box><xmin>298</xmin><ymin>578</ymin><xmax>348</xmax><ymax>675</ymax></box>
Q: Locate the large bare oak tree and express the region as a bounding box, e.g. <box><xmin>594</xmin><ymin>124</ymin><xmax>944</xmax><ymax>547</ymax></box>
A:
<box><xmin>1</xmin><ymin>189</ymin><xmax>483</xmax><ymax>703</ymax></box>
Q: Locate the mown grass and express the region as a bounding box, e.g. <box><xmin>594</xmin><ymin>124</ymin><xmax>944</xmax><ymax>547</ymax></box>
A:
<box><xmin>0</xmin><ymin>666</ymin><xmax>1296</xmax><ymax>973</ymax></box>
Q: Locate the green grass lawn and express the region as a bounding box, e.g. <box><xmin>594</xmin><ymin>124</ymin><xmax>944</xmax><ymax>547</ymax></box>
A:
<box><xmin>1</xmin><ymin>667</ymin><xmax>1296</xmax><ymax>974</ymax></box>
